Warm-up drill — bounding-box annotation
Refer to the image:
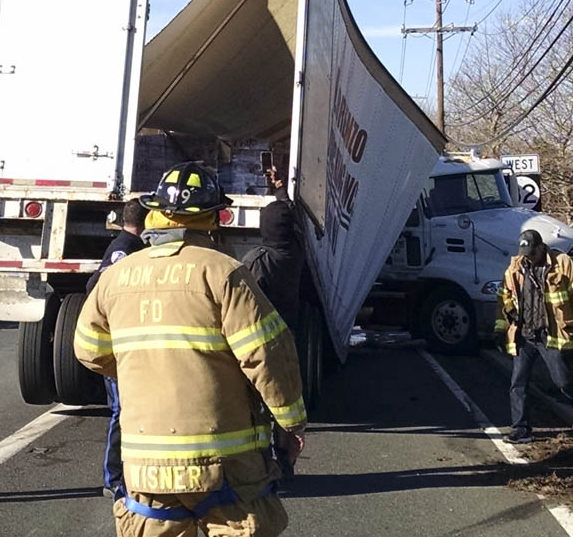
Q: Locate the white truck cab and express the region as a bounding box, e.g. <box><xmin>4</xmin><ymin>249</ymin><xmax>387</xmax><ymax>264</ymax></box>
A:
<box><xmin>372</xmin><ymin>153</ymin><xmax>573</xmax><ymax>354</ymax></box>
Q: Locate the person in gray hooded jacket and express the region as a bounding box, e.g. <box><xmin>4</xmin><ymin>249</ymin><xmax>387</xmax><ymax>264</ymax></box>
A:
<box><xmin>242</xmin><ymin>200</ymin><xmax>303</xmax><ymax>334</ymax></box>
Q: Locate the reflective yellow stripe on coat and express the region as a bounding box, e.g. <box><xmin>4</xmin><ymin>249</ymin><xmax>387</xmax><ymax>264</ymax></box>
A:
<box><xmin>545</xmin><ymin>290</ymin><xmax>569</xmax><ymax>305</ymax></box>
<box><xmin>75</xmin><ymin>322</ymin><xmax>113</xmax><ymax>354</ymax></box>
<box><xmin>226</xmin><ymin>311</ymin><xmax>287</xmax><ymax>357</ymax></box>
<box><xmin>111</xmin><ymin>325</ymin><xmax>230</xmax><ymax>353</ymax></box>
<box><xmin>122</xmin><ymin>425</ymin><xmax>271</xmax><ymax>460</ymax></box>
<box><xmin>269</xmin><ymin>396</ymin><xmax>307</xmax><ymax>429</ymax></box>
<box><xmin>546</xmin><ymin>336</ymin><xmax>573</xmax><ymax>350</ymax></box>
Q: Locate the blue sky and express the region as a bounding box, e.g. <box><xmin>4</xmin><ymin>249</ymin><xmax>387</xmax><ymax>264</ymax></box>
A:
<box><xmin>145</xmin><ymin>0</ymin><xmax>518</xmax><ymax>108</ymax></box>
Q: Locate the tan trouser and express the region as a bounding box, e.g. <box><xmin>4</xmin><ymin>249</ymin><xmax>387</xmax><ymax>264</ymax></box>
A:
<box><xmin>113</xmin><ymin>490</ymin><xmax>288</xmax><ymax>537</ymax></box>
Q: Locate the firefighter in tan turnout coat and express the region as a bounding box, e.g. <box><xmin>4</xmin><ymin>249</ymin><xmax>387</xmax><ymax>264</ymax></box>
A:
<box><xmin>74</xmin><ymin>162</ymin><xmax>307</xmax><ymax>537</ymax></box>
<box><xmin>495</xmin><ymin>229</ymin><xmax>573</xmax><ymax>444</ymax></box>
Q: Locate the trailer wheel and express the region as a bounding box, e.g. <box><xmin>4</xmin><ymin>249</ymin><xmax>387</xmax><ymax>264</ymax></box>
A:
<box><xmin>313</xmin><ymin>308</ymin><xmax>324</xmax><ymax>404</ymax></box>
<box><xmin>53</xmin><ymin>293</ymin><xmax>105</xmax><ymax>405</ymax></box>
<box><xmin>297</xmin><ymin>302</ymin><xmax>315</xmax><ymax>407</ymax></box>
<box><xmin>297</xmin><ymin>303</ymin><xmax>325</xmax><ymax>409</ymax></box>
<box><xmin>18</xmin><ymin>294</ymin><xmax>60</xmax><ymax>404</ymax></box>
<box><xmin>421</xmin><ymin>286</ymin><xmax>477</xmax><ymax>355</ymax></box>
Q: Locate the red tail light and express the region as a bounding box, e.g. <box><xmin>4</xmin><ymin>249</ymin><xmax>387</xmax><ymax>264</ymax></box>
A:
<box><xmin>218</xmin><ymin>208</ymin><xmax>234</xmax><ymax>225</ymax></box>
<box><xmin>24</xmin><ymin>201</ymin><xmax>43</xmax><ymax>218</ymax></box>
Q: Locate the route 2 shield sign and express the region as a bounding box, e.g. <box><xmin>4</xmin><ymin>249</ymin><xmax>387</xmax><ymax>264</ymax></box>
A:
<box><xmin>515</xmin><ymin>175</ymin><xmax>541</xmax><ymax>211</ymax></box>
<box><xmin>502</xmin><ymin>154</ymin><xmax>541</xmax><ymax>211</ymax></box>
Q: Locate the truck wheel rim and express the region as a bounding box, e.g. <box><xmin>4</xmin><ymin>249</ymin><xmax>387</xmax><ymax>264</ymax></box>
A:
<box><xmin>431</xmin><ymin>299</ymin><xmax>470</xmax><ymax>344</ymax></box>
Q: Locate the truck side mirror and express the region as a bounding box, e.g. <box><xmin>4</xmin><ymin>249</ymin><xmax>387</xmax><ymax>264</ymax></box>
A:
<box><xmin>405</xmin><ymin>207</ymin><xmax>420</xmax><ymax>227</ymax></box>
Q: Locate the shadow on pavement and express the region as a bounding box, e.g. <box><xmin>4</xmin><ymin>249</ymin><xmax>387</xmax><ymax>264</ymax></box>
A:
<box><xmin>0</xmin><ymin>487</ymin><xmax>104</xmax><ymax>503</ymax></box>
<box><xmin>307</xmin><ymin>423</ymin><xmax>507</xmax><ymax>440</ymax></box>
<box><xmin>281</xmin><ymin>449</ymin><xmax>573</xmax><ymax>499</ymax></box>
<box><xmin>52</xmin><ymin>407</ymin><xmax>110</xmax><ymax>418</ymax></box>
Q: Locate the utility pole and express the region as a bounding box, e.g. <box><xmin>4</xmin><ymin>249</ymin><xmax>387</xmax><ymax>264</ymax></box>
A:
<box><xmin>402</xmin><ymin>0</ymin><xmax>476</xmax><ymax>135</ymax></box>
<box><xmin>436</xmin><ymin>0</ymin><xmax>444</xmax><ymax>134</ymax></box>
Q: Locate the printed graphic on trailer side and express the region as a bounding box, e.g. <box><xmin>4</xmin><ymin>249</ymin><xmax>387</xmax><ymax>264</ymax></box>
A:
<box><xmin>325</xmin><ymin>69</ymin><xmax>367</xmax><ymax>255</ymax></box>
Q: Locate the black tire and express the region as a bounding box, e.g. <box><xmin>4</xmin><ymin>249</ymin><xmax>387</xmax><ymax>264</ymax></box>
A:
<box><xmin>420</xmin><ymin>286</ymin><xmax>477</xmax><ymax>355</ymax></box>
<box><xmin>53</xmin><ymin>293</ymin><xmax>105</xmax><ymax>405</ymax></box>
<box><xmin>313</xmin><ymin>308</ymin><xmax>324</xmax><ymax>404</ymax></box>
<box><xmin>18</xmin><ymin>294</ymin><xmax>60</xmax><ymax>404</ymax></box>
<box><xmin>296</xmin><ymin>303</ymin><xmax>326</xmax><ymax>410</ymax></box>
<box><xmin>297</xmin><ymin>302</ymin><xmax>315</xmax><ymax>408</ymax></box>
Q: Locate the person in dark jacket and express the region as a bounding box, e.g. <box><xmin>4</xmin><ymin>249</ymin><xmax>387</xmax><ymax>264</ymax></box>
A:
<box><xmin>86</xmin><ymin>199</ymin><xmax>148</xmax><ymax>497</ymax></box>
<box><xmin>242</xmin><ymin>200</ymin><xmax>303</xmax><ymax>335</ymax></box>
<box><xmin>242</xmin><ymin>198</ymin><xmax>304</xmax><ymax>479</ymax></box>
<box><xmin>495</xmin><ymin>229</ymin><xmax>573</xmax><ymax>444</ymax></box>
<box><xmin>86</xmin><ymin>200</ymin><xmax>148</xmax><ymax>294</ymax></box>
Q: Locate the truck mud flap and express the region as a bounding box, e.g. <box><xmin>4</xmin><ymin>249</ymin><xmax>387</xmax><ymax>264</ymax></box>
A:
<box><xmin>0</xmin><ymin>273</ymin><xmax>48</xmax><ymax>322</ymax></box>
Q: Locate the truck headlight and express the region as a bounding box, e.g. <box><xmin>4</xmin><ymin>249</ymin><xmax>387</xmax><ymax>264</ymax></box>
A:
<box><xmin>481</xmin><ymin>280</ymin><xmax>502</xmax><ymax>295</ymax></box>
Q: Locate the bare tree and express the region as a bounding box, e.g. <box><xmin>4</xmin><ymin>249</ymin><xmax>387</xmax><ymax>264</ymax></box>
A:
<box><xmin>445</xmin><ymin>0</ymin><xmax>573</xmax><ymax>222</ymax></box>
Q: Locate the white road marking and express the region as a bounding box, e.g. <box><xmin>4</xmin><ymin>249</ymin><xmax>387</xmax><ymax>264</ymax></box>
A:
<box><xmin>0</xmin><ymin>403</ymin><xmax>82</xmax><ymax>465</ymax></box>
<box><xmin>548</xmin><ymin>506</ymin><xmax>573</xmax><ymax>534</ymax></box>
<box><xmin>418</xmin><ymin>349</ymin><xmax>528</xmax><ymax>465</ymax></box>
<box><xmin>482</xmin><ymin>426</ymin><xmax>528</xmax><ymax>465</ymax></box>
<box><xmin>418</xmin><ymin>349</ymin><xmax>573</xmax><ymax>536</ymax></box>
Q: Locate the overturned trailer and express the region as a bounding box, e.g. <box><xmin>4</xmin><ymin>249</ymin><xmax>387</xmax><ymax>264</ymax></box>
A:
<box><xmin>0</xmin><ymin>0</ymin><xmax>444</xmax><ymax>406</ymax></box>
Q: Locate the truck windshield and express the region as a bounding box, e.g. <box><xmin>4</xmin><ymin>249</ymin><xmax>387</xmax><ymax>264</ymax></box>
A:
<box><xmin>422</xmin><ymin>171</ymin><xmax>513</xmax><ymax>217</ymax></box>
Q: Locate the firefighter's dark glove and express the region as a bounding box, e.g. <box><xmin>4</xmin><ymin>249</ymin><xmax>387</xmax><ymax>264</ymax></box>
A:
<box><xmin>274</xmin><ymin>427</ymin><xmax>305</xmax><ymax>479</ymax></box>
<box><xmin>275</xmin><ymin>447</ymin><xmax>295</xmax><ymax>479</ymax></box>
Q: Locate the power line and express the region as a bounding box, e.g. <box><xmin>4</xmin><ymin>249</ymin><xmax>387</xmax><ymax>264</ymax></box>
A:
<box><xmin>447</xmin><ymin>50</ymin><xmax>573</xmax><ymax>148</ymax></box>
<box><xmin>442</xmin><ymin>0</ymin><xmax>453</xmax><ymax>16</ymax></box>
<box><xmin>446</xmin><ymin>0</ymin><xmax>474</xmax><ymax>99</ymax></box>
<box><xmin>474</xmin><ymin>0</ymin><xmax>503</xmax><ymax>26</ymax></box>
<box><xmin>450</xmin><ymin>0</ymin><xmax>569</xmax><ymax>120</ymax></box>
<box><xmin>447</xmin><ymin>5</ymin><xmax>573</xmax><ymax>128</ymax></box>
<box><xmin>445</xmin><ymin>32</ymin><xmax>474</xmax><ymax>102</ymax></box>
<box><xmin>399</xmin><ymin>0</ymin><xmax>410</xmax><ymax>83</ymax></box>
<box><xmin>447</xmin><ymin>0</ymin><xmax>571</xmax><ymax>123</ymax></box>
<box><xmin>479</xmin><ymin>0</ymin><xmax>546</xmax><ymax>36</ymax></box>
<box><xmin>424</xmin><ymin>34</ymin><xmax>437</xmax><ymax>105</ymax></box>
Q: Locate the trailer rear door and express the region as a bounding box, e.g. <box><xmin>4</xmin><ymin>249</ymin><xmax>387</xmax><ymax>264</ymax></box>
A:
<box><xmin>293</xmin><ymin>0</ymin><xmax>446</xmax><ymax>359</ymax></box>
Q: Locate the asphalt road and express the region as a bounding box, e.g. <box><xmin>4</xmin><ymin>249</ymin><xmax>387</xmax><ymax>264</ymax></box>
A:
<box><xmin>0</xmin><ymin>327</ymin><xmax>571</xmax><ymax>536</ymax></box>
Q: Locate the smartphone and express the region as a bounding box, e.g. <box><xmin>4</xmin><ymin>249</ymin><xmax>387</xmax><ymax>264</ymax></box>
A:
<box><xmin>260</xmin><ymin>151</ymin><xmax>273</xmax><ymax>174</ymax></box>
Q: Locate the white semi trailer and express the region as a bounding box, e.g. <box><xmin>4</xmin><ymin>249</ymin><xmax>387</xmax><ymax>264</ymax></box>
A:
<box><xmin>0</xmin><ymin>0</ymin><xmax>445</xmax><ymax>406</ymax></box>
